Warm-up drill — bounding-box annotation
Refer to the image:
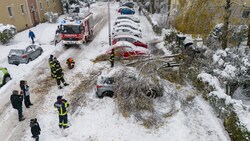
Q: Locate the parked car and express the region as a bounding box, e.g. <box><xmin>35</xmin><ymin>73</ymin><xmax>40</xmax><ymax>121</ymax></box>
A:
<box><xmin>96</xmin><ymin>69</ymin><xmax>161</xmax><ymax>98</ymax></box>
<box><xmin>8</xmin><ymin>45</ymin><xmax>43</xmax><ymax>65</ymax></box>
<box><xmin>112</xmin><ymin>35</ymin><xmax>148</xmax><ymax>48</ymax></box>
<box><xmin>106</xmin><ymin>41</ymin><xmax>150</xmax><ymax>59</ymax></box>
<box><xmin>117</xmin><ymin>15</ymin><xmax>140</xmax><ymax>23</ymax></box>
<box><xmin>118</xmin><ymin>7</ymin><xmax>135</xmax><ymax>15</ymax></box>
<box><xmin>122</xmin><ymin>1</ymin><xmax>134</xmax><ymax>8</ymax></box>
<box><xmin>113</xmin><ymin>22</ymin><xmax>141</xmax><ymax>32</ymax></box>
<box><xmin>0</xmin><ymin>67</ymin><xmax>11</xmax><ymax>88</ymax></box>
<box><xmin>96</xmin><ymin>76</ymin><xmax>115</xmax><ymax>98</ymax></box>
<box><xmin>112</xmin><ymin>27</ymin><xmax>142</xmax><ymax>38</ymax></box>
<box><xmin>114</xmin><ymin>19</ymin><xmax>140</xmax><ymax>26</ymax></box>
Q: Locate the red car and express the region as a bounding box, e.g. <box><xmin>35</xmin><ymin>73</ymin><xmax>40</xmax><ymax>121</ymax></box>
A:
<box><xmin>106</xmin><ymin>41</ymin><xmax>150</xmax><ymax>59</ymax></box>
<box><xmin>112</xmin><ymin>35</ymin><xmax>148</xmax><ymax>48</ymax></box>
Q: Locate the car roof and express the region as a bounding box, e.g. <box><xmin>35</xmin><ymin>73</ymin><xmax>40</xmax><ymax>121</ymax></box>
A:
<box><xmin>116</xmin><ymin>19</ymin><xmax>138</xmax><ymax>24</ymax></box>
<box><xmin>113</xmin><ymin>35</ymin><xmax>145</xmax><ymax>42</ymax></box>
<box><xmin>112</xmin><ymin>41</ymin><xmax>136</xmax><ymax>48</ymax></box>
<box><xmin>119</xmin><ymin>6</ymin><xmax>134</xmax><ymax>10</ymax></box>
<box><xmin>115</xmin><ymin>22</ymin><xmax>141</xmax><ymax>29</ymax></box>
<box><xmin>115</xmin><ymin>21</ymin><xmax>139</xmax><ymax>26</ymax></box>
<box><xmin>114</xmin><ymin>27</ymin><xmax>140</xmax><ymax>33</ymax></box>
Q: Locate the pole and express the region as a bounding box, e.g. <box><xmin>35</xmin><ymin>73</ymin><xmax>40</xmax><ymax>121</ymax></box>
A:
<box><xmin>108</xmin><ymin>0</ymin><xmax>111</xmax><ymax>46</ymax></box>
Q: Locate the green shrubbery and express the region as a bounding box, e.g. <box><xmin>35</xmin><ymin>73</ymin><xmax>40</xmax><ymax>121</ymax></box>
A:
<box><xmin>0</xmin><ymin>24</ymin><xmax>16</xmax><ymax>44</ymax></box>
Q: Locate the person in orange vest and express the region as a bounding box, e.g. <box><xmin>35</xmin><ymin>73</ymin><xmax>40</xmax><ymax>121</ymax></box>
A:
<box><xmin>66</xmin><ymin>58</ymin><xmax>75</xmax><ymax>69</ymax></box>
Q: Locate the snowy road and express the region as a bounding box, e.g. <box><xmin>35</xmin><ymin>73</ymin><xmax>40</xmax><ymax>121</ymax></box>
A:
<box><xmin>0</xmin><ymin>2</ymin><xmax>231</xmax><ymax>141</ymax></box>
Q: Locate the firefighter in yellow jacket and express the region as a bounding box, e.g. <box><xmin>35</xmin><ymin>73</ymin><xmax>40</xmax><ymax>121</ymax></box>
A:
<box><xmin>54</xmin><ymin>96</ymin><xmax>69</xmax><ymax>129</ymax></box>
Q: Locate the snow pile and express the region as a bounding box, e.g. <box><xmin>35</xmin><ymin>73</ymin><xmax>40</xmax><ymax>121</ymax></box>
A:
<box><xmin>0</xmin><ymin>23</ymin><xmax>16</xmax><ymax>33</ymax></box>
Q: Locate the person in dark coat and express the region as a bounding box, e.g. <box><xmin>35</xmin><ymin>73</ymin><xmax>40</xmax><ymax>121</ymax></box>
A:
<box><xmin>51</xmin><ymin>58</ymin><xmax>69</xmax><ymax>89</ymax></box>
<box><xmin>30</xmin><ymin>118</ymin><xmax>41</xmax><ymax>141</ymax></box>
<box><xmin>10</xmin><ymin>90</ymin><xmax>25</xmax><ymax>122</ymax></box>
<box><xmin>54</xmin><ymin>96</ymin><xmax>69</xmax><ymax>129</ymax></box>
<box><xmin>29</xmin><ymin>30</ymin><xmax>36</xmax><ymax>44</ymax></box>
<box><xmin>20</xmin><ymin>80</ymin><xmax>33</xmax><ymax>108</ymax></box>
<box><xmin>110</xmin><ymin>49</ymin><xmax>115</xmax><ymax>68</ymax></box>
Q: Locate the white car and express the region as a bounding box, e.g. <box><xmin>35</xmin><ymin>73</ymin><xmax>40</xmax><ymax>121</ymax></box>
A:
<box><xmin>112</xmin><ymin>27</ymin><xmax>142</xmax><ymax>38</ymax></box>
<box><xmin>113</xmin><ymin>22</ymin><xmax>141</xmax><ymax>32</ymax></box>
<box><xmin>116</xmin><ymin>15</ymin><xmax>140</xmax><ymax>23</ymax></box>
<box><xmin>114</xmin><ymin>19</ymin><xmax>140</xmax><ymax>27</ymax></box>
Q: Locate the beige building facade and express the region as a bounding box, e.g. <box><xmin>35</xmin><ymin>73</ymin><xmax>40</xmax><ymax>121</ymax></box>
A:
<box><xmin>0</xmin><ymin>0</ymin><xmax>63</xmax><ymax>32</ymax></box>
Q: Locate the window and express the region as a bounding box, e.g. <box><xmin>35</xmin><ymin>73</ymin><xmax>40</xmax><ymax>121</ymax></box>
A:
<box><xmin>47</xmin><ymin>0</ymin><xmax>49</xmax><ymax>7</ymax></box>
<box><xmin>40</xmin><ymin>2</ymin><xmax>43</xmax><ymax>10</ymax></box>
<box><xmin>20</xmin><ymin>5</ymin><xmax>25</xmax><ymax>14</ymax></box>
<box><xmin>7</xmin><ymin>7</ymin><xmax>13</xmax><ymax>17</ymax></box>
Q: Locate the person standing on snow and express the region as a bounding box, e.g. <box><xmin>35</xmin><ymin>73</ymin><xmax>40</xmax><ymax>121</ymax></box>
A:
<box><xmin>54</xmin><ymin>96</ymin><xmax>69</xmax><ymax>129</ymax></box>
<box><xmin>52</xmin><ymin>57</ymin><xmax>69</xmax><ymax>89</ymax></box>
<box><xmin>10</xmin><ymin>90</ymin><xmax>25</xmax><ymax>122</ymax></box>
<box><xmin>110</xmin><ymin>49</ymin><xmax>115</xmax><ymax>68</ymax></box>
<box><xmin>30</xmin><ymin>118</ymin><xmax>41</xmax><ymax>141</ymax></box>
<box><xmin>49</xmin><ymin>55</ymin><xmax>55</xmax><ymax>77</ymax></box>
<box><xmin>29</xmin><ymin>30</ymin><xmax>36</xmax><ymax>44</ymax></box>
<box><xmin>20</xmin><ymin>80</ymin><xmax>33</xmax><ymax>108</ymax></box>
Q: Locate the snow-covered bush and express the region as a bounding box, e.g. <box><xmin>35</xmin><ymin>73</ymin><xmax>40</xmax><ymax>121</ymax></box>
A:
<box><xmin>0</xmin><ymin>24</ymin><xmax>16</xmax><ymax>44</ymax></box>
<box><xmin>45</xmin><ymin>12</ymin><xmax>58</xmax><ymax>23</ymax></box>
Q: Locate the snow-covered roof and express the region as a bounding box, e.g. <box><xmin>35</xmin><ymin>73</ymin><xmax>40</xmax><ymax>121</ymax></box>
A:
<box><xmin>115</xmin><ymin>19</ymin><xmax>139</xmax><ymax>25</ymax></box>
<box><xmin>112</xmin><ymin>41</ymin><xmax>136</xmax><ymax>48</ymax></box>
<box><xmin>114</xmin><ymin>27</ymin><xmax>141</xmax><ymax>34</ymax></box>
<box><xmin>114</xmin><ymin>22</ymin><xmax>141</xmax><ymax>29</ymax></box>
<box><xmin>113</xmin><ymin>34</ymin><xmax>145</xmax><ymax>42</ymax></box>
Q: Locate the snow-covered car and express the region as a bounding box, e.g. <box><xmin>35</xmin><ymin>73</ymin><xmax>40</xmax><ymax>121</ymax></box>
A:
<box><xmin>113</xmin><ymin>22</ymin><xmax>141</xmax><ymax>32</ymax></box>
<box><xmin>0</xmin><ymin>67</ymin><xmax>11</xmax><ymax>88</ymax></box>
<box><xmin>96</xmin><ymin>76</ymin><xmax>115</xmax><ymax>98</ymax></box>
<box><xmin>8</xmin><ymin>45</ymin><xmax>43</xmax><ymax>65</ymax></box>
<box><xmin>112</xmin><ymin>27</ymin><xmax>142</xmax><ymax>38</ymax></box>
<box><xmin>116</xmin><ymin>15</ymin><xmax>140</xmax><ymax>23</ymax></box>
<box><xmin>122</xmin><ymin>1</ymin><xmax>134</xmax><ymax>8</ymax></box>
<box><xmin>106</xmin><ymin>41</ymin><xmax>150</xmax><ymax>59</ymax></box>
<box><xmin>114</xmin><ymin>19</ymin><xmax>140</xmax><ymax>27</ymax></box>
<box><xmin>112</xmin><ymin>35</ymin><xmax>148</xmax><ymax>48</ymax></box>
<box><xmin>118</xmin><ymin>7</ymin><xmax>135</xmax><ymax>15</ymax></box>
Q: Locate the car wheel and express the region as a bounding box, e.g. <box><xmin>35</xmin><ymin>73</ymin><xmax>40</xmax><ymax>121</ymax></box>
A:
<box><xmin>96</xmin><ymin>92</ymin><xmax>104</xmax><ymax>98</ymax></box>
<box><xmin>3</xmin><ymin>75</ymin><xmax>11</xmax><ymax>85</ymax></box>
<box><xmin>26</xmin><ymin>58</ymin><xmax>32</xmax><ymax>64</ymax></box>
<box><xmin>103</xmin><ymin>91</ymin><xmax>114</xmax><ymax>98</ymax></box>
<box><xmin>40</xmin><ymin>50</ymin><xmax>43</xmax><ymax>55</ymax></box>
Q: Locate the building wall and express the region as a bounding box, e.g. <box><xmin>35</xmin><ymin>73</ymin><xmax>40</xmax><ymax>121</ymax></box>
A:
<box><xmin>37</xmin><ymin>0</ymin><xmax>63</xmax><ymax>23</ymax></box>
<box><xmin>26</xmin><ymin>0</ymin><xmax>40</xmax><ymax>26</ymax></box>
<box><xmin>0</xmin><ymin>0</ymin><xmax>32</xmax><ymax>31</ymax></box>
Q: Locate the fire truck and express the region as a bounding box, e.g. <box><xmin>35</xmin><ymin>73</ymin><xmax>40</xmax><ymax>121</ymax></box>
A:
<box><xmin>60</xmin><ymin>12</ymin><xmax>94</xmax><ymax>46</ymax></box>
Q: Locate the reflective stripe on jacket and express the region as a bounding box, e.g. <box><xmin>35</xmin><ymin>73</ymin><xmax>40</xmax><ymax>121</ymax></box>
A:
<box><xmin>54</xmin><ymin>99</ymin><xmax>69</xmax><ymax>116</ymax></box>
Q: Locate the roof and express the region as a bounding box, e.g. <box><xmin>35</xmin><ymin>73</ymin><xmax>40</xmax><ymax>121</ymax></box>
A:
<box><xmin>113</xmin><ymin>35</ymin><xmax>145</xmax><ymax>42</ymax></box>
<box><xmin>115</xmin><ymin>19</ymin><xmax>139</xmax><ymax>25</ymax></box>
<box><xmin>114</xmin><ymin>27</ymin><xmax>140</xmax><ymax>34</ymax></box>
<box><xmin>112</xmin><ymin>41</ymin><xmax>136</xmax><ymax>48</ymax></box>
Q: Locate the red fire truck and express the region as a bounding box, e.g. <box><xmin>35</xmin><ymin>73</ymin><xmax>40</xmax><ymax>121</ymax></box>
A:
<box><xmin>60</xmin><ymin>12</ymin><xmax>94</xmax><ymax>46</ymax></box>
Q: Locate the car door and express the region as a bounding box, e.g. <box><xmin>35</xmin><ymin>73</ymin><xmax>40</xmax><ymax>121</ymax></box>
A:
<box><xmin>123</xmin><ymin>47</ymin><xmax>135</xmax><ymax>58</ymax></box>
<box><xmin>26</xmin><ymin>46</ymin><xmax>34</xmax><ymax>60</ymax></box>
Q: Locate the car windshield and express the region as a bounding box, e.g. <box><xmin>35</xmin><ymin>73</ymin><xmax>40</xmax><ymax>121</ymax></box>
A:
<box><xmin>61</xmin><ymin>25</ymin><xmax>81</xmax><ymax>34</ymax></box>
<box><xmin>9</xmin><ymin>50</ymin><xmax>24</xmax><ymax>55</ymax></box>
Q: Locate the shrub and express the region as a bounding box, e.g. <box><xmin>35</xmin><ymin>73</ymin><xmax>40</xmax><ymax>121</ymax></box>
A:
<box><xmin>0</xmin><ymin>24</ymin><xmax>16</xmax><ymax>44</ymax></box>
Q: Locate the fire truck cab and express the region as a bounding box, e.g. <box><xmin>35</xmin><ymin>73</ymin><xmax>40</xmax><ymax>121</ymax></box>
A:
<box><xmin>60</xmin><ymin>12</ymin><xmax>93</xmax><ymax>46</ymax></box>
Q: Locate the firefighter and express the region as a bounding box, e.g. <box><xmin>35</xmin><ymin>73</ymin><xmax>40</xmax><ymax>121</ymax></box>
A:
<box><xmin>54</xmin><ymin>96</ymin><xmax>69</xmax><ymax>129</ymax></box>
<box><xmin>49</xmin><ymin>55</ymin><xmax>55</xmax><ymax>77</ymax></box>
<box><xmin>110</xmin><ymin>49</ymin><xmax>115</xmax><ymax>68</ymax></box>
<box><xmin>52</xmin><ymin>58</ymin><xmax>69</xmax><ymax>89</ymax></box>
<box><xmin>66</xmin><ymin>58</ymin><xmax>75</xmax><ymax>69</ymax></box>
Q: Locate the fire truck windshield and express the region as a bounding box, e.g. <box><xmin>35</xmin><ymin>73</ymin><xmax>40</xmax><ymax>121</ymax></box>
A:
<box><xmin>61</xmin><ymin>25</ymin><xmax>81</xmax><ymax>34</ymax></box>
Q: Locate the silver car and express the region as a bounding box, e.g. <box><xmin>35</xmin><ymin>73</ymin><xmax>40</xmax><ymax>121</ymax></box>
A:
<box><xmin>8</xmin><ymin>45</ymin><xmax>43</xmax><ymax>65</ymax></box>
<box><xmin>96</xmin><ymin>76</ymin><xmax>115</xmax><ymax>98</ymax></box>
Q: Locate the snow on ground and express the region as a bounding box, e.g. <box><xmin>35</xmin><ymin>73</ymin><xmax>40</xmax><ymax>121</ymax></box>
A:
<box><xmin>0</xmin><ymin>2</ymin><xmax>230</xmax><ymax>141</ymax></box>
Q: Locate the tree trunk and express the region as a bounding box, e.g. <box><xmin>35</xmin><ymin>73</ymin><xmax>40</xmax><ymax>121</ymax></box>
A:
<box><xmin>248</xmin><ymin>23</ymin><xmax>250</xmax><ymax>47</ymax></box>
<box><xmin>222</xmin><ymin>0</ymin><xmax>231</xmax><ymax>50</ymax></box>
